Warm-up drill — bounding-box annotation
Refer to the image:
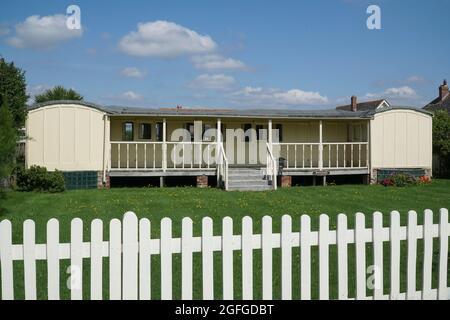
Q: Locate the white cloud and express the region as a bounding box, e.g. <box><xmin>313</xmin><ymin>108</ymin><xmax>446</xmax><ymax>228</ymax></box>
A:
<box><xmin>404</xmin><ymin>75</ymin><xmax>426</xmax><ymax>85</ymax></box>
<box><xmin>0</xmin><ymin>25</ymin><xmax>10</xmax><ymax>36</ymax></box>
<box><xmin>119</xmin><ymin>20</ymin><xmax>216</xmax><ymax>58</ymax></box>
<box><xmin>191</xmin><ymin>54</ymin><xmax>246</xmax><ymax>70</ymax></box>
<box><xmin>6</xmin><ymin>15</ymin><xmax>82</xmax><ymax>49</ymax></box>
<box><xmin>365</xmin><ymin>86</ymin><xmax>418</xmax><ymax>100</ymax></box>
<box><xmin>121</xmin><ymin>67</ymin><xmax>147</xmax><ymax>78</ymax></box>
<box><xmin>188</xmin><ymin>74</ymin><xmax>236</xmax><ymax>91</ymax></box>
<box><xmin>231</xmin><ymin>86</ymin><xmax>329</xmax><ymax>107</ymax></box>
<box><xmin>121</xmin><ymin>91</ymin><xmax>143</xmax><ymax>101</ymax></box>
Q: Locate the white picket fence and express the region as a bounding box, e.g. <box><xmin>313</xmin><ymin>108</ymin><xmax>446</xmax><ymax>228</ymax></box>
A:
<box><xmin>0</xmin><ymin>209</ymin><xmax>449</xmax><ymax>300</ymax></box>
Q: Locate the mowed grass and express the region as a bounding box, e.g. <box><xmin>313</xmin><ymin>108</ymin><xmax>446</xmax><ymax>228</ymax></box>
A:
<box><xmin>0</xmin><ymin>180</ymin><xmax>449</xmax><ymax>300</ymax></box>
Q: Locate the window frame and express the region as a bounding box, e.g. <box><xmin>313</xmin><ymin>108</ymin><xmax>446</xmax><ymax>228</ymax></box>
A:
<box><xmin>122</xmin><ymin>122</ymin><xmax>134</xmax><ymax>141</ymax></box>
<box><xmin>139</xmin><ymin>123</ymin><xmax>152</xmax><ymax>140</ymax></box>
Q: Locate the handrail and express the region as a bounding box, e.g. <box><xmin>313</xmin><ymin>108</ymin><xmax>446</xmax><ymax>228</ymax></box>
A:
<box><xmin>266</xmin><ymin>143</ymin><xmax>277</xmax><ymax>190</ymax></box>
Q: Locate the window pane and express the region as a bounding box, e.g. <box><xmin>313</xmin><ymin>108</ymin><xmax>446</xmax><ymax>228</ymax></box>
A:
<box><xmin>243</xmin><ymin>123</ymin><xmax>252</xmax><ymax>142</ymax></box>
<box><xmin>156</xmin><ymin>122</ymin><xmax>163</xmax><ymax>142</ymax></box>
<box><xmin>140</xmin><ymin>123</ymin><xmax>151</xmax><ymax>139</ymax></box>
<box><xmin>122</xmin><ymin>122</ymin><xmax>134</xmax><ymax>141</ymax></box>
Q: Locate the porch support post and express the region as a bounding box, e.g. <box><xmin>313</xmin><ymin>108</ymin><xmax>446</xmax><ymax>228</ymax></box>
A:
<box><xmin>216</xmin><ymin>118</ymin><xmax>221</xmax><ymax>187</ymax></box>
<box><xmin>268</xmin><ymin>119</ymin><xmax>273</xmax><ymax>150</ymax></box>
<box><xmin>162</xmin><ymin>118</ymin><xmax>167</xmax><ymax>172</ymax></box>
<box><xmin>319</xmin><ymin>120</ymin><xmax>323</xmax><ymax>170</ymax></box>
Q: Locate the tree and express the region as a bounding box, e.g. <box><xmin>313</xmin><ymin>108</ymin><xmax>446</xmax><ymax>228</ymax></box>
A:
<box><xmin>432</xmin><ymin>110</ymin><xmax>450</xmax><ymax>177</ymax></box>
<box><xmin>35</xmin><ymin>86</ymin><xmax>83</xmax><ymax>103</ymax></box>
<box><xmin>0</xmin><ymin>99</ymin><xmax>18</xmax><ymax>182</ymax></box>
<box><xmin>0</xmin><ymin>57</ymin><xmax>28</xmax><ymax>129</ymax></box>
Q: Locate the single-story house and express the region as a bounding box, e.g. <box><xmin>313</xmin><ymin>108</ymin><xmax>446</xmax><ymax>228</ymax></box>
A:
<box><xmin>25</xmin><ymin>97</ymin><xmax>433</xmax><ymax>191</ymax></box>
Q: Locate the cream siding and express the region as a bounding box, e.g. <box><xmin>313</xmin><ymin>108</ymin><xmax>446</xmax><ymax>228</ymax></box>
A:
<box><xmin>370</xmin><ymin>109</ymin><xmax>432</xmax><ymax>169</ymax></box>
<box><xmin>26</xmin><ymin>104</ymin><xmax>108</xmax><ymax>171</ymax></box>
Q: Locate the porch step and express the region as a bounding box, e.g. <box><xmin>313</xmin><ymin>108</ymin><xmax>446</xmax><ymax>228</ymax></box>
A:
<box><xmin>226</xmin><ymin>167</ymin><xmax>273</xmax><ymax>191</ymax></box>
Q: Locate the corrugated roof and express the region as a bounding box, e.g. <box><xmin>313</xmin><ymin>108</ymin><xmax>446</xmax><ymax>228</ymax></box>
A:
<box><xmin>336</xmin><ymin>99</ymin><xmax>385</xmax><ymax>111</ymax></box>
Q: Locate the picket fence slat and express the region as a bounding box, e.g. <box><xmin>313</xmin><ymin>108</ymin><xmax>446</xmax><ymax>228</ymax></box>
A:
<box><xmin>202</xmin><ymin>217</ymin><xmax>214</xmax><ymax>300</ymax></box>
<box><xmin>181</xmin><ymin>217</ymin><xmax>193</xmax><ymax>300</ymax></box>
<box><xmin>70</xmin><ymin>218</ymin><xmax>83</xmax><ymax>300</ymax></box>
<box><xmin>222</xmin><ymin>217</ymin><xmax>234</xmax><ymax>299</ymax></box>
<box><xmin>422</xmin><ymin>209</ymin><xmax>434</xmax><ymax>299</ymax></box>
<box><xmin>337</xmin><ymin>214</ymin><xmax>348</xmax><ymax>300</ymax></box>
<box><xmin>319</xmin><ymin>214</ymin><xmax>330</xmax><ymax>300</ymax></box>
<box><xmin>90</xmin><ymin>219</ymin><xmax>103</xmax><ymax>300</ymax></box>
<box><xmin>23</xmin><ymin>220</ymin><xmax>36</xmax><ymax>300</ymax></box>
<box><xmin>47</xmin><ymin>219</ymin><xmax>60</xmax><ymax>300</ymax></box>
<box><xmin>139</xmin><ymin>218</ymin><xmax>151</xmax><ymax>300</ymax></box>
<box><xmin>390</xmin><ymin>211</ymin><xmax>401</xmax><ymax>300</ymax></box>
<box><xmin>355</xmin><ymin>213</ymin><xmax>366</xmax><ymax>300</ymax></box>
<box><xmin>0</xmin><ymin>219</ymin><xmax>14</xmax><ymax>300</ymax></box>
<box><xmin>123</xmin><ymin>212</ymin><xmax>138</xmax><ymax>300</ymax></box>
<box><xmin>438</xmin><ymin>208</ymin><xmax>449</xmax><ymax>300</ymax></box>
<box><xmin>281</xmin><ymin>215</ymin><xmax>292</xmax><ymax>300</ymax></box>
<box><xmin>406</xmin><ymin>211</ymin><xmax>418</xmax><ymax>300</ymax></box>
<box><xmin>242</xmin><ymin>216</ymin><xmax>253</xmax><ymax>300</ymax></box>
<box><xmin>160</xmin><ymin>217</ymin><xmax>172</xmax><ymax>300</ymax></box>
<box><xmin>1</xmin><ymin>209</ymin><xmax>450</xmax><ymax>301</ymax></box>
<box><xmin>109</xmin><ymin>219</ymin><xmax>121</xmax><ymax>300</ymax></box>
<box><xmin>300</xmin><ymin>215</ymin><xmax>312</xmax><ymax>300</ymax></box>
<box><xmin>262</xmin><ymin>216</ymin><xmax>273</xmax><ymax>300</ymax></box>
<box><xmin>372</xmin><ymin>212</ymin><xmax>384</xmax><ymax>300</ymax></box>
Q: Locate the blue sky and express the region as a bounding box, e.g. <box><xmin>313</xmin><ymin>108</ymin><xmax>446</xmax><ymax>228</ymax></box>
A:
<box><xmin>0</xmin><ymin>0</ymin><xmax>448</xmax><ymax>109</ymax></box>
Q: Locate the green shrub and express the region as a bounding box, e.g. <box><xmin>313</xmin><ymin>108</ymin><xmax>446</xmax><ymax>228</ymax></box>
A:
<box><xmin>380</xmin><ymin>173</ymin><xmax>417</xmax><ymax>187</ymax></box>
<box><xmin>16</xmin><ymin>165</ymin><xmax>65</xmax><ymax>192</ymax></box>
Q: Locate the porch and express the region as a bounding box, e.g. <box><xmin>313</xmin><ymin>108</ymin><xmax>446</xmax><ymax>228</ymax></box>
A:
<box><xmin>106</xmin><ymin>117</ymin><xmax>370</xmax><ymax>190</ymax></box>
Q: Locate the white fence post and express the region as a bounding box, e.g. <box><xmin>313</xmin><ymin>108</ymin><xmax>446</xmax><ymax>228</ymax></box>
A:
<box><xmin>355</xmin><ymin>212</ymin><xmax>366</xmax><ymax>300</ymax></box>
<box><xmin>181</xmin><ymin>217</ymin><xmax>194</xmax><ymax>300</ymax></box>
<box><xmin>202</xmin><ymin>217</ymin><xmax>214</xmax><ymax>300</ymax></box>
<box><xmin>242</xmin><ymin>216</ymin><xmax>253</xmax><ymax>300</ymax></box>
<box><xmin>47</xmin><ymin>218</ymin><xmax>60</xmax><ymax>300</ymax></box>
<box><xmin>300</xmin><ymin>215</ymin><xmax>312</xmax><ymax>300</ymax></box>
<box><xmin>23</xmin><ymin>220</ymin><xmax>37</xmax><ymax>300</ymax></box>
<box><xmin>123</xmin><ymin>212</ymin><xmax>138</xmax><ymax>300</ymax></box>
<box><xmin>337</xmin><ymin>214</ymin><xmax>348</xmax><ymax>300</ymax></box>
<box><xmin>422</xmin><ymin>209</ymin><xmax>434</xmax><ymax>299</ymax></box>
<box><xmin>389</xmin><ymin>211</ymin><xmax>401</xmax><ymax>300</ymax></box>
<box><xmin>262</xmin><ymin>216</ymin><xmax>273</xmax><ymax>300</ymax></box>
<box><xmin>222</xmin><ymin>217</ymin><xmax>234</xmax><ymax>300</ymax></box>
<box><xmin>319</xmin><ymin>214</ymin><xmax>330</xmax><ymax>300</ymax></box>
<box><xmin>438</xmin><ymin>208</ymin><xmax>449</xmax><ymax>300</ymax></box>
<box><xmin>90</xmin><ymin>219</ymin><xmax>103</xmax><ymax>300</ymax></box>
<box><xmin>406</xmin><ymin>210</ymin><xmax>418</xmax><ymax>300</ymax></box>
<box><xmin>109</xmin><ymin>218</ymin><xmax>122</xmax><ymax>300</ymax></box>
<box><xmin>372</xmin><ymin>212</ymin><xmax>384</xmax><ymax>300</ymax></box>
<box><xmin>139</xmin><ymin>218</ymin><xmax>151</xmax><ymax>300</ymax></box>
<box><xmin>70</xmin><ymin>218</ymin><xmax>83</xmax><ymax>300</ymax></box>
<box><xmin>0</xmin><ymin>220</ymin><xmax>13</xmax><ymax>300</ymax></box>
<box><xmin>160</xmin><ymin>217</ymin><xmax>172</xmax><ymax>300</ymax></box>
<box><xmin>281</xmin><ymin>215</ymin><xmax>292</xmax><ymax>300</ymax></box>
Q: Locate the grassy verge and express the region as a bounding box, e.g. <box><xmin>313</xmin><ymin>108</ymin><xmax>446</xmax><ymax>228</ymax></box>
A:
<box><xmin>1</xmin><ymin>180</ymin><xmax>449</xmax><ymax>299</ymax></box>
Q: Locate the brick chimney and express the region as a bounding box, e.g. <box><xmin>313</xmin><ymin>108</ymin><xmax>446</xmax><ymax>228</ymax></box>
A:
<box><xmin>351</xmin><ymin>96</ymin><xmax>357</xmax><ymax>112</ymax></box>
<box><xmin>439</xmin><ymin>79</ymin><xmax>449</xmax><ymax>101</ymax></box>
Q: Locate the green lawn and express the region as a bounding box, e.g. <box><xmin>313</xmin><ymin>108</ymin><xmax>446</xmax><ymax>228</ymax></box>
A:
<box><xmin>1</xmin><ymin>180</ymin><xmax>449</xmax><ymax>300</ymax></box>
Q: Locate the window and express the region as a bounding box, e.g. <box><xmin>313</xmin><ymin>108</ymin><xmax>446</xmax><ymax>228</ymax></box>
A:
<box><xmin>243</xmin><ymin>123</ymin><xmax>252</xmax><ymax>142</ymax></box>
<box><xmin>122</xmin><ymin>122</ymin><xmax>134</xmax><ymax>141</ymax></box>
<box><xmin>139</xmin><ymin>123</ymin><xmax>151</xmax><ymax>140</ymax></box>
<box><xmin>202</xmin><ymin>124</ymin><xmax>213</xmax><ymax>141</ymax></box>
<box><xmin>156</xmin><ymin>122</ymin><xmax>164</xmax><ymax>142</ymax></box>
<box><xmin>256</xmin><ymin>124</ymin><xmax>267</xmax><ymax>140</ymax></box>
<box><xmin>185</xmin><ymin>123</ymin><xmax>194</xmax><ymax>142</ymax></box>
<box><xmin>275</xmin><ymin>124</ymin><xmax>283</xmax><ymax>142</ymax></box>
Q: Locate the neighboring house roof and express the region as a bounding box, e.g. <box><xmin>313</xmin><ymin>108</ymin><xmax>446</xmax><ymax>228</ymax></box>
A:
<box><xmin>28</xmin><ymin>100</ymin><xmax>431</xmax><ymax>119</ymax></box>
<box><xmin>336</xmin><ymin>99</ymin><xmax>390</xmax><ymax>111</ymax></box>
<box><xmin>423</xmin><ymin>94</ymin><xmax>450</xmax><ymax>114</ymax></box>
